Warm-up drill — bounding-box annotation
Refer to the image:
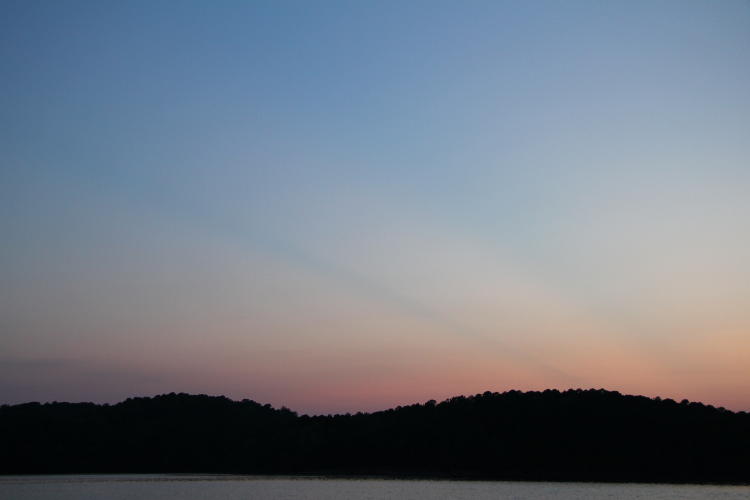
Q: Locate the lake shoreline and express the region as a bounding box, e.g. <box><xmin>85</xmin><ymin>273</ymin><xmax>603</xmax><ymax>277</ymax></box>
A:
<box><xmin>2</xmin><ymin>472</ymin><xmax>749</xmax><ymax>487</ymax></box>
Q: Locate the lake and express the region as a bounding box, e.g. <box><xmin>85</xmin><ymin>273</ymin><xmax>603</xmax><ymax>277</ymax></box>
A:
<box><xmin>1</xmin><ymin>475</ymin><xmax>748</xmax><ymax>499</ymax></box>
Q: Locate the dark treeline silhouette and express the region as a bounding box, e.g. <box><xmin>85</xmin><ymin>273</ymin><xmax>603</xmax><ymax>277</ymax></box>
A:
<box><xmin>1</xmin><ymin>388</ymin><xmax>749</xmax><ymax>483</ymax></box>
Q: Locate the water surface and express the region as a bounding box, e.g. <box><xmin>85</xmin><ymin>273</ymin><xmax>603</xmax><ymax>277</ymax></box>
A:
<box><xmin>1</xmin><ymin>474</ymin><xmax>748</xmax><ymax>499</ymax></box>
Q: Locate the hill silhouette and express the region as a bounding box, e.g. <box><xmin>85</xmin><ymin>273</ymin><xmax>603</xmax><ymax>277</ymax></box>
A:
<box><xmin>1</xmin><ymin>388</ymin><xmax>748</xmax><ymax>483</ymax></box>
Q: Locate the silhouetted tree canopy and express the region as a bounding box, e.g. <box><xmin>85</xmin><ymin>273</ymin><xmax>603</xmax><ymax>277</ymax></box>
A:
<box><xmin>1</xmin><ymin>389</ymin><xmax>748</xmax><ymax>483</ymax></box>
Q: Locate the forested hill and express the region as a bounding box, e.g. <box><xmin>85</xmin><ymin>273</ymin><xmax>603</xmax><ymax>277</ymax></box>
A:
<box><xmin>2</xmin><ymin>389</ymin><xmax>748</xmax><ymax>483</ymax></box>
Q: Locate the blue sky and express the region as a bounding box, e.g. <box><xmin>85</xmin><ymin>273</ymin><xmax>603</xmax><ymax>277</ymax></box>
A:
<box><xmin>2</xmin><ymin>1</ymin><xmax>749</xmax><ymax>413</ymax></box>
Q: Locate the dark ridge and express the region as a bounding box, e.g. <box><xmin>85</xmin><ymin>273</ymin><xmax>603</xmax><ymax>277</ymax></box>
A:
<box><xmin>1</xmin><ymin>388</ymin><xmax>748</xmax><ymax>483</ymax></box>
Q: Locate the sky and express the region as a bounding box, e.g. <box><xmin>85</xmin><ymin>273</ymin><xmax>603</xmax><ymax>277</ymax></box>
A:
<box><xmin>1</xmin><ymin>0</ymin><xmax>749</xmax><ymax>415</ymax></box>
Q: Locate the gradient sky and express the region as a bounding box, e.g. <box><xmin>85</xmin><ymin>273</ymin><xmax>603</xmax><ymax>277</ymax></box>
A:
<box><xmin>2</xmin><ymin>1</ymin><xmax>749</xmax><ymax>414</ymax></box>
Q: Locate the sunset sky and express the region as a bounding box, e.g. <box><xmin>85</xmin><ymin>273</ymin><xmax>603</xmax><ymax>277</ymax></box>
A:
<box><xmin>2</xmin><ymin>1</ymin><xmax>749</xmax><ymax>414</ymax></box>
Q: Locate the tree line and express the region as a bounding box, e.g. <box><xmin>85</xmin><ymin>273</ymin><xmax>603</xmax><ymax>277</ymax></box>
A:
<box><xmin>1</xmin><ymin>388</ymin><xmax>748</xmax><ymax>483</ymax></box>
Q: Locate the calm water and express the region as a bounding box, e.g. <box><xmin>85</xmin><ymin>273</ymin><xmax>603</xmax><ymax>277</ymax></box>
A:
<box><xmin>1</xmin><ymin>475</ymin><xmax>748</xmax><ymax>499</ymax></box>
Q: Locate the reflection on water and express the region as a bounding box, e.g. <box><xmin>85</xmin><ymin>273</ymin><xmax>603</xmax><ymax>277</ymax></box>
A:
<box><xmin>1</xmin><ymin>475</ymin><xmax>749</xmax><ymax>499</ymax></box>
